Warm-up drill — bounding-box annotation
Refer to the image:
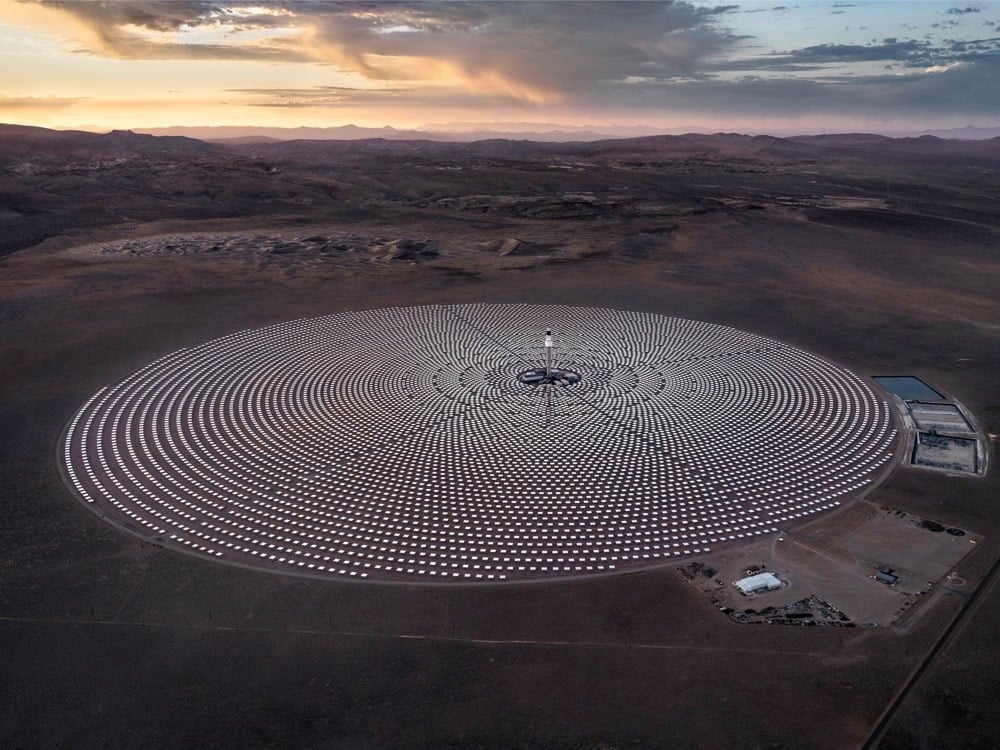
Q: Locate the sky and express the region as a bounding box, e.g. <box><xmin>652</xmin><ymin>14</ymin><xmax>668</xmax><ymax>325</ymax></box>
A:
<box><xmin>1</xmin><ymin>0</ymin><xmax>998</xmax><ymax>134</ymax></box>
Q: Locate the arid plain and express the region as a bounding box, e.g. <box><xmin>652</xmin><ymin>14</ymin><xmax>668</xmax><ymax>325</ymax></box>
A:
<box><xmin>1</xmin><ymin>126</ymin><xmax>998</xmax><ymax>748</ymax></box>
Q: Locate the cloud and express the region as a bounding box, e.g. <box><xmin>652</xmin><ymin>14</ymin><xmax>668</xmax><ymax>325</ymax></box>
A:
<box><xmin>0</xmin><ymin>94</ymin><xmax>84</xmax><ymax>110</ymax></box>
<box><xmin>26</xmin><ymin>0</ymin><xmax>311</xmax><ymax>61</ymax></box>
<box><xmin>227</xmin><ymin>84</ymin><xmax>548</xmax><ymax>111</ymax></box>
<box><xmin>707</xmin><ymin>33</ymin><xmax>1000</xmax><ymax>77</ymax></box>
<box><xmin>779</xmin><ymin>39</ymin><xmax>932</xmax><ymax>64</ymax></box>
<box><xmin>278</xmin><ymin>1</ymin><xmax>742</xmax><ymax>103</ymax></box>
<box><xmin>229</xmin><ymin>84</ymin><xmax>404</xmax><ymax>108</ymax></box>
<box><xmin>705</xmin><ymin>39</ymin><xmax>935</xmax><ymax>74</ymax></box>
<box><xmin>26</xmin><ymin>1</ymin><xmax>739</xmax><ymax>102</ymax></box>
<box><xmin>782</xmin><ymin>40</ymin><xmax>934</xmax><ymax>63</ymax></box>
<box><xmin>10</xmin><ymin>1</ymin><xmax>998</xmax><ymax>126</ymax></box>
<box><xmin>584</xmin><ymin>54</ymin><xmax>1000</xmax><ymax>121</ymax></box>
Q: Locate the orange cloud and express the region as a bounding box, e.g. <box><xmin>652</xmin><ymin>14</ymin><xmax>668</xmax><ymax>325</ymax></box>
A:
<box><xmin>3</xmin><ymin>0</ymin><xmax>112</xmax><ymax>53</ymax></box>
<box><xmin>12</xmin><ymin>1</ymin><xmax>724</xmax><ymax>107</ymax></box>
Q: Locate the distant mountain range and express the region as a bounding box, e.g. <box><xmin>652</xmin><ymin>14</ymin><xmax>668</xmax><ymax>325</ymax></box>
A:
<box><xmin>0</xmin><ymin>123</ymin><xmax>217</xmax><ymax>158</ymax></box>
<box><xmin>6</xmin><ymin>123</ymin><xmax>994</xmax><ymax>182</ymax></box>
<box><xmin>137</xmin><ymin>125</ymin><xmax>433</xmax><ymax>143</ymax></box>
<box><xmin>135</xmin><ymin>123</ymin><xmax>1000</xmax><ymax>143</ymax></box>
<box><xmin>135</xmin><ymin>124</ymin><xmax>660</xmax><ymax>143</ymax></box>
<box><xmin>7</xmin><ymin>123</ymin><xmax>1000</xmax><ymax>158</ymax></box>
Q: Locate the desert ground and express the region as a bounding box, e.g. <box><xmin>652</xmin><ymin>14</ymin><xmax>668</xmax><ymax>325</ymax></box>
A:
<box><xmin>1</xmin><ymin>126</ymin><xmax>998</xmax><ymax>748</ymax></box>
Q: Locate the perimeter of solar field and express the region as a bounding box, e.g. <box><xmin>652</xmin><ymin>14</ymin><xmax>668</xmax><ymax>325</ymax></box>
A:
<box><xmin>61</xmin><ymin>304</ymin><xmax>899</xmax><ymax>582</ymax></box>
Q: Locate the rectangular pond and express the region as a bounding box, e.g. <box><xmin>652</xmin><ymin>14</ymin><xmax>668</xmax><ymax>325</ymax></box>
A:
<box><xmin>873</xmin><ymin>376</ymin><xmax>944</xmax><ymax>401</ymax></box>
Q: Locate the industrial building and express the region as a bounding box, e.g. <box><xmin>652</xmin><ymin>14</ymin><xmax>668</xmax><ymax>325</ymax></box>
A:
<box><xmin>734</xmin><ymin>572</ymin><xmax>783</xmax><ymax>595</ymax></box>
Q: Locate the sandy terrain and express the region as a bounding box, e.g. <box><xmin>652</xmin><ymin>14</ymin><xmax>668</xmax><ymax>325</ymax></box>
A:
<box><xmin>1</xmin><ymin>129</ymin><xmax>999</xmax><ymax>749</ymax></box>
<box><xmin>681</xmin><ymin>500</ymin><xmax>982</xmax><ymax>628</ymax></box>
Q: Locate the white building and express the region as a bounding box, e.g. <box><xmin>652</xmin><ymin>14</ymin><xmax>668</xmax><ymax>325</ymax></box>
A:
<box><xmin>734</xmin><ymin>572</ymin><xmax>783</xmax><ymax>595</ymax></box>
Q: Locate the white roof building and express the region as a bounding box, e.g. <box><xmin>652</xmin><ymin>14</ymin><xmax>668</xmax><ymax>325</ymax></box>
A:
<box><xmin>734</xmin><ymin>572</ymin><xmax>782</xmax><ymax>594</ymax></box>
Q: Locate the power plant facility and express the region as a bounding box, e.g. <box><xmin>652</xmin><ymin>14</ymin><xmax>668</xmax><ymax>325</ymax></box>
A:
<box><xmin>63</xmin><ymin>304</ymin><xmax>897</xmax><ymax>583</ymax></box>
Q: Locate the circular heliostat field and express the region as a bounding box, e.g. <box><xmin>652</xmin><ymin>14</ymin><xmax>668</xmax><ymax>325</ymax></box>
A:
<box><xmin>63</xmin><ymin>304</ymin><xmax>897</xmax><ymax>582</ymax></box>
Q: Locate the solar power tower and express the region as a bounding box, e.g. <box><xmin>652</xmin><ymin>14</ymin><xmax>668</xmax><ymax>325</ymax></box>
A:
<box><xmin>544</xmin><ymin>327</ymin><xmax>553</xmax><ymax>380</ymax></box>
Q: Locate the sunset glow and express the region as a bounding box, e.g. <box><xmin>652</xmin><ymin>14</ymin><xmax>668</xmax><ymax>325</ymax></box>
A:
<box><xmin>2</xmin><ymin>0</ymin><xmax>998</xmax><ymax>133</ymax></box>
